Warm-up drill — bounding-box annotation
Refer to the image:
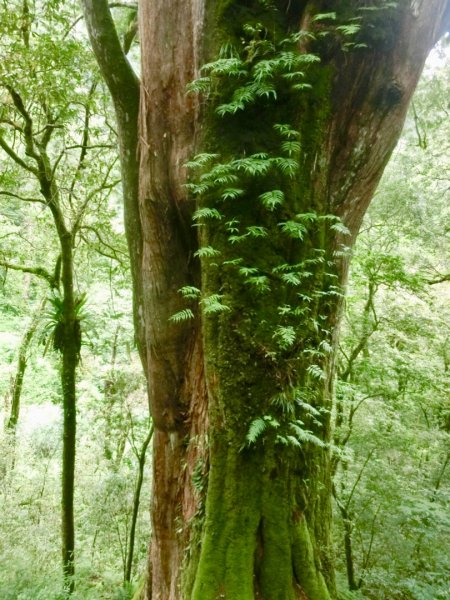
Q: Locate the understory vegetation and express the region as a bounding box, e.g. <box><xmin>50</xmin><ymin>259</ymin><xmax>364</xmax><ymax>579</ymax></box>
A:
<box><xmin>0</xmin><ymin>1</ymin><xmax>448</xmax><ymax>599</ymax></box>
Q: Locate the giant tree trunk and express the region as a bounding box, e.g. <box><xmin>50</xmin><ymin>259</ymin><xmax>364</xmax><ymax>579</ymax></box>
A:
<box><xmin>138</xmin><ymin>2</ymin><xmax>449</xmax><ymax>598</ymax></box>
<box><xmin>79</xmin><ymin>0</ymin><xmax>450</xmax><ymax>597</ymax></box>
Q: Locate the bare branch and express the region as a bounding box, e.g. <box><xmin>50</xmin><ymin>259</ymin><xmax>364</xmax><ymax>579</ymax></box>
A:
<box><xmin>0</xmin><ymin>118</ymin><xmax>23</xmax><ymax>133</ymax></box>
<box><xmin>345</xmin><ymin>449</ymin><xmax>375</xmax><ymax>511</ymax></box>
<box><xmin>71</xmin><ymin>169</ymin><xmax>121</xmax><ymax>234</ymax></box>
<box><xmin>427</xmin><ymin>273</ymin><xmax>450</xmax><ymax>285</ymax></box>
<box><xmin>0</xmin><ymin>190</ymin><xmax>44</xmax><ymax>204</ymax></box>
<box><xmin>68</xmin><ymin>81</ymin><xmax>97</xmax><ymax>205</ymax></box>
<box><xmin>80</xmin><ymin>224</ymin><xmax>128</xmax><ymax>258</ymax></box>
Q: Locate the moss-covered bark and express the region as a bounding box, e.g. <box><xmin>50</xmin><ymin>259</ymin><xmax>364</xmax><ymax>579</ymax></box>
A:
<box><xmin>133</xmin><ymin>0</ymin><xmax>450</xmax><ymax>598</ymax></box>
<box><xmin>186</xmin><ymin>236</ymin><xmax>337</xmax><ymax>599</ymax></box>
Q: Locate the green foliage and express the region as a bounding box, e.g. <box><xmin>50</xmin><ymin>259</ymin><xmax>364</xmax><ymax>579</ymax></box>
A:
<box><xmin>333</xmin><ymin>52</ymin><xmax>450</xmax><ymax>600</ymax></box>
<box><xmin>0</xmin><ymin>2</ymin><xmax>148</xmax><ymax>598</ymax></box>
<box><xmin>169</xmin><ymin>308</ymin><xmax>195</xmax><ymax>323</ymax></box>
<box><xmin>42</xmin><ymin>291</ymin><xmax>87</xmax><ymax>354</ymax></box>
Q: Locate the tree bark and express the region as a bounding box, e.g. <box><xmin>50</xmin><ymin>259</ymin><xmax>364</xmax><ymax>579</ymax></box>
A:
<box><xmin>81</xmin><ymin>0</ymin><xmax>146</xmax><ymax>363</ymax></box>
<box><xmin>83</xmin><ymin>0</ymin><xmax>450</xmax><ymax>598</ymax></box>
<box><xmin>5</xmin><ymin>299</ymin><xmax>44</xmax><ymax>432</ymax></box>
<box><xmin>137</xmin><ymin>2</ymin><xmax>450</xmax><ymax>599</ymax></box>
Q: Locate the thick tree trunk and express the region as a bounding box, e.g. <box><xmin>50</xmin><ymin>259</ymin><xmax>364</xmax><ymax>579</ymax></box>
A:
<box><xmin>83</xmin><ymin>0</ymin><xmax>450</xmax><ymax>598</ymax></box>
<box><xmin>137</xmin><ymin>2</ymin><xmax>449</xmax><ymax>599</ymax></box>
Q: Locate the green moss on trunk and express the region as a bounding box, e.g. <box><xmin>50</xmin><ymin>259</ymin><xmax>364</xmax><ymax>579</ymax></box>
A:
<box><xmin>183</xmin><ymin>2</ymin><xmax>339</xmax><ymax>598</ymax></box>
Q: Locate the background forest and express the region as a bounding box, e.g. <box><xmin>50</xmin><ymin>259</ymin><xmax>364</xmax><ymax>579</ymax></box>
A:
<box><xmin>0</xmin><ymin>2</ymin><xmax>448</xmax><ymax>600</ymax></box>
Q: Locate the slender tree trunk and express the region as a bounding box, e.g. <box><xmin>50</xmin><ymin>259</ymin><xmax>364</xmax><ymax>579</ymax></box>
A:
<box><xmin>81</xmin><ymin>0</ymin><xmax>145</xmax><ymax>364</ymax></box>
<box><xmin>125</xmin><ymin>425</ymin><xmax>154</xmax><ymax>583</ymax></box>
<box><xmin>60</xmin><ymin>233</ymin><xmax>78</xmax><ymax>595</ymax></box>
<box><xmin>5</xmin><ymin>299</ymin><xmax>44</xmax><ymax>432</ymax></box>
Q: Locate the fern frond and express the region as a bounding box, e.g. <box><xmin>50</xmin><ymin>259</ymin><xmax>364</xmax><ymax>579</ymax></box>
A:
<box><xmin>279</xmin><ymin>220</ymin><xmax>307</xmax><ymax>240</ymax></box>
<box><xmin>194</xmin><ymin>246</ymin><xmax>221</xmax><ymax>258</ymax></box>
<box><xmin>201</xmin><ymin>294</ymin><xmax>230</xmax><ymax>315</ymax></box>
<box><xmin>192</xmin><ymin>208</ymin><xmax>223</xmax><ymax>221</ymax></box>
<box><xmin>221</xmin><ymin>188</ymin><xmax>244</xmax><ymax>201</ymax></box>
<box><xmin>179</xmin><ymin>286</ymin><xmax>201</xmax><ymax>300</ymax></box>
<box><xmin>259</xmin><ymin>189</ymin><xmax>284</xmax><ymax>210</ymax></box>
<box><xmin>169</xmin><ymin>308</ymin><xmax>195</xmax><ymax>323</ymax></box>
<box><xmin>273</xmin><ymin>325</ymin><xmax>296</xmax><ymax>349</ymax></box>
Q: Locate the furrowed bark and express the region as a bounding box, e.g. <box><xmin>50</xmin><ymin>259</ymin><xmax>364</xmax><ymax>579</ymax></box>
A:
<box><xmin>138</xmin><ymin>2</ymin><xmax>209</xmax><ymax>596</ymax></box>
<box><xmin>131</xmin><ymin>0</ymin><xmax>450</xmax><ymax>598</ymax></box>
<box><xmin>136</xmin><ymin>0</ymin><xmax>450</xmax><ymax>598</ymax></box>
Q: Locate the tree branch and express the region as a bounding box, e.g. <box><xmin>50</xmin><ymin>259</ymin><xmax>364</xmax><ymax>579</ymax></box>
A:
<box><xmin>71</xmin><ymin>158</ymin><xmax>120</xmax><ymax>235</ymax></box>
<box><xmin>0</xmin><ymin>133</ymin><xmax>37</xmax><ymax>174</ymax></box>
<box><xmin>0</xmin><ymin>259</ymin><xmax>55</xmax><ymax>286</ymax></box>
<box><xmin>6</xmin><ymin>86</ymin><xmax>41</xmax><ymax>165</ymax></box>
<box><xmin>68</xmin><ymin>81</ymin><xmax>97</xmax><ymax>205</ymax></box>
<box><xmin>81</xmin><ymin>0</ymin><xmax>139</xmax><ymax>110</ymax></box>
<box><xmin>0</xmin><ymin>118</ymin><xmax>23</xmax><ymax>133</ymax></box>
<box><xmin>427</xmin><ymin>273</ymin><xmax>450</xmax><ymax>285</ymax></box>
<box><xmin>79</xmin><ymin>224</ymin><xmax>128</xmax><ymax>266</ymax></box>
<box><xmin>0</xmin><ymin>190</ymin><xmax>43</xmax><ymax>203</ymax></box>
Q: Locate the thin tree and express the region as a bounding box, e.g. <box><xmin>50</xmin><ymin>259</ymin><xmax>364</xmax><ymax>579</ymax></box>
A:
<box><xmin>0</xmin><ymin>13</ymin><xmax>117</xmax><ymax>589</ymax></box>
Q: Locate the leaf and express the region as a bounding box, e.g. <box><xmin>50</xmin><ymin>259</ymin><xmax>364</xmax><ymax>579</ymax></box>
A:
<box><xmin>281</xmin><ymin>141</ymin><xmax>301</xmax><ymax>156</ymax></box>
<box><xmin>201</xmin><ymin>294</ymin><xmax>230</xmax><ymax>315</ymax></box>
<box><xmin>331</xmin><ymin>221</ymin><xmax>351</xmax><ymax>236</ymax></box>
<box><xmin>246</xmin><ymin>276</ymin><xmax>270</xmax><ymax>292</ymax></box>
<box><xmin>246</xmin><ymin>225</ymin><xmax>268</xmax><ymax>238</ymax></box>
<box><xmin>221</xmin><ymin>188</ymin><xmax>244</xmax><ymax>201</ymax></box>
<box><xmin>169</xmin><ymin>308</ymin><xmax>195</xmax><ymax>323</ymax></box>
<box><xmin>289</xmin><ymin>421</ymin><xmax>326</xmax><ymax>448</ymax></box>
<box><xmin>202</xmin><ymin>57</ymin><xmax>245</xmax><ymax>76</ymax></box>
<box><xmin>312</xmin><ymin>12</ymin><xmax>336</xmax><ymax>21</ymax></box>
<box><xmin>185</xmin><ymin>153</ymin><xmax>219</xmax><ymax>169</ymax></box>
<box><xmin>336</xmin><ymin>24</ymin><xmax>361</xmax><ymax>36</ymax></box>
<box><xmin>194</xmin><ymin>246</ymin><xmax>221</xmax><ymax>258</ymax></box>
<box><xmin>273</xmin><ymin>325</ymin><xmax>296</xmax><ymax>349</ymax></box>
<box><xmin>307</xmin><ymin>364</ymin><xmax>325</xmax><ymax>380</ymax></box>
<box><xmin>239</xmin><ymin>267</ymin><xmax>259</xmax><ymax>277</ymax></box>
<box><xmin>281</xmin><ymin>272</ymin><xmax>302</xmax><ymax>286</ymax></box>
<box><xmin>246</xmin><ymin>417</ymin><xmax>267</xmax><ymax>445</ymax></box>
<box><xmin>186</xmin><ymin>77</ymin><xmax>211</xmax><ymax>95</ymax></box>
<box><xmin>272</xmin><ymin>156</ymin><xmax>298</xmax><ymax>177</ymax></box>
<box><xmin>258</xmin><ymin>189</ymin><xmax>284</xmax><ymax>210</ymax></box>
<box><xmin>192</xmin><ymin>208</ymin><xmax>223</xmax><ymax>221</ymax></box>
<box><xmin>274</xmin><ymin>123</ymin><xmax>300</xmax><ymax>139</ymax></box>
<box><xmin>279</xmin><ymin>220</ymin><xmax>308</xmax><ymax>240</ymax></box>
<box><xmin>179</xmin><ymin>286</ymin><xmax>201</xmax><ymax>300</ymax></box>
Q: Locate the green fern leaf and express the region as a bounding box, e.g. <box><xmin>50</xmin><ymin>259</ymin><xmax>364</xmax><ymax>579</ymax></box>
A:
<box><xmin>169</xmin><ymin>308</ymin><xmax>195</xmax><ymax>323</ymax></box>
